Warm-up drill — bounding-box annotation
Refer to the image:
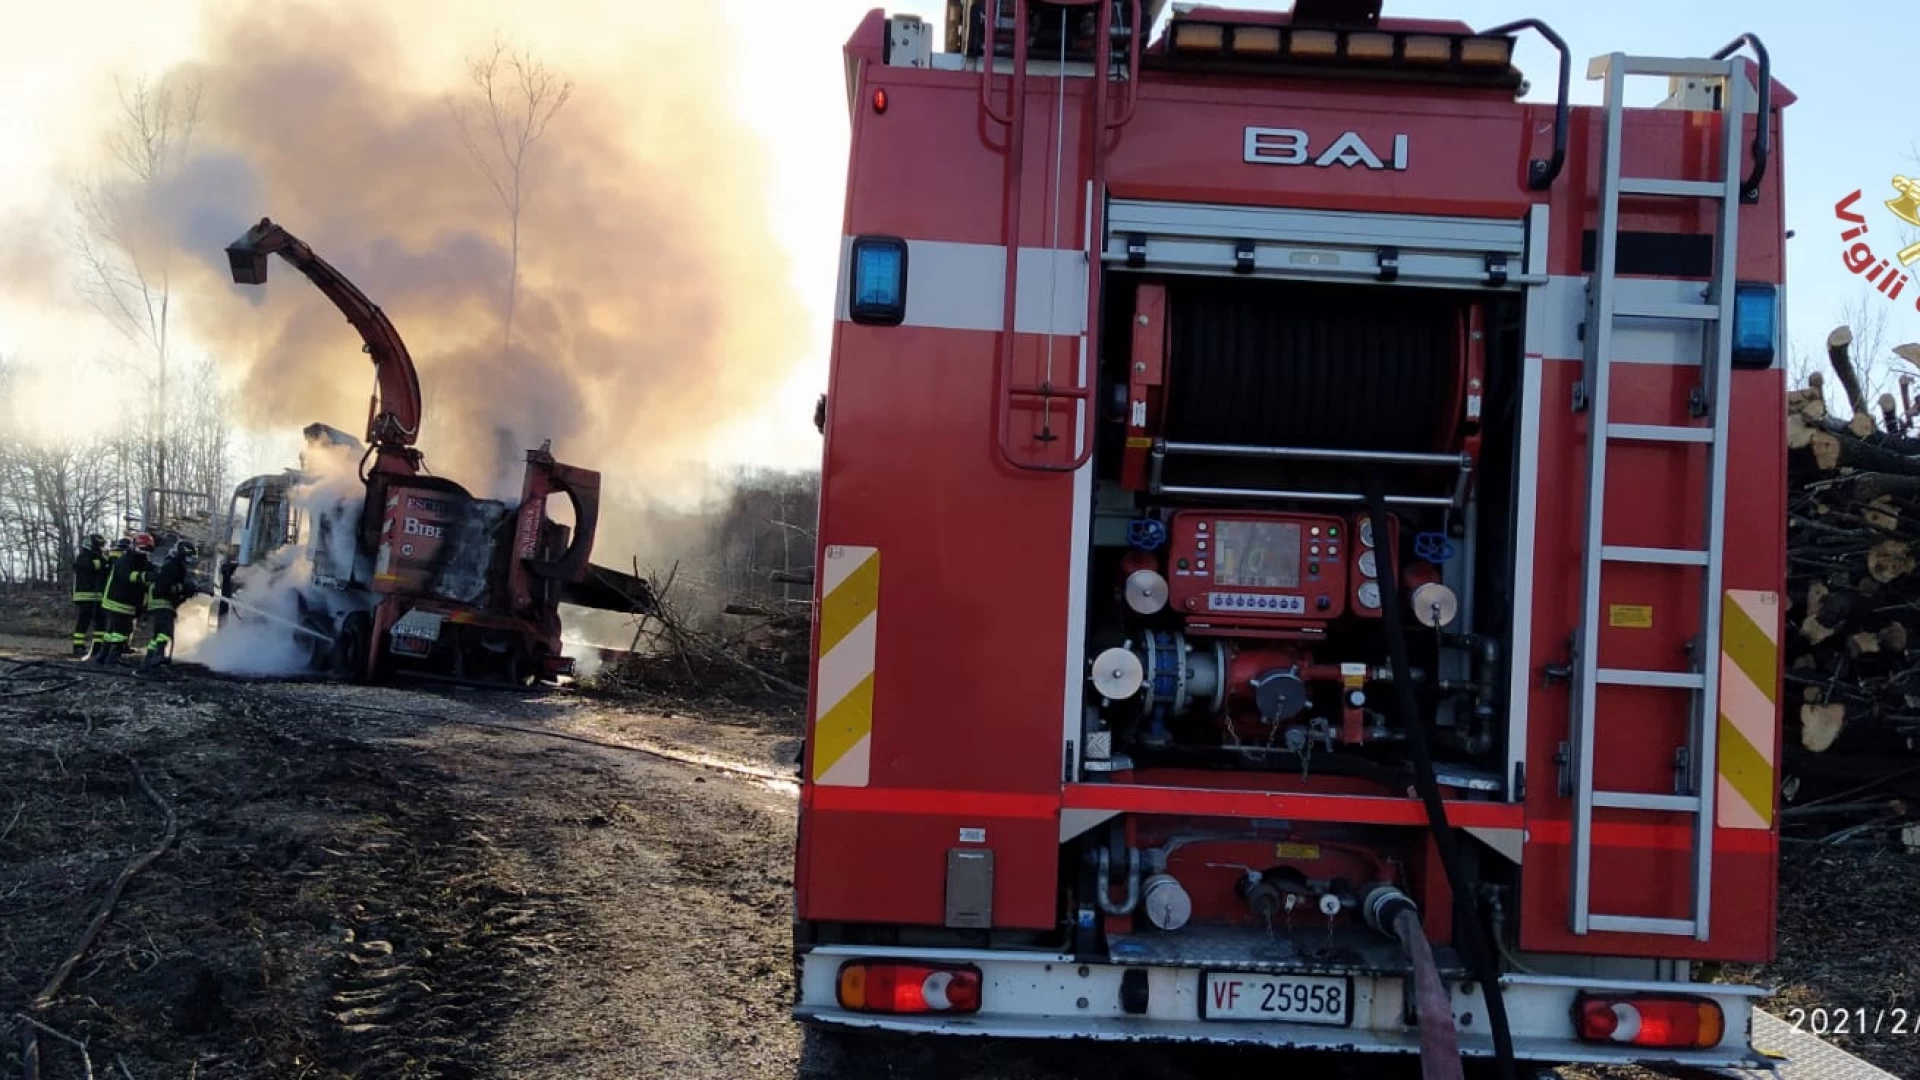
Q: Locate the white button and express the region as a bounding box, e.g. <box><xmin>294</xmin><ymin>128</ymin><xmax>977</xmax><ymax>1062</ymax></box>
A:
<box><xmin>1197</xmin><ymin>541</ymin><xmax>1207</xmax><ymax>551</ymax></box>
<box><xmin>1197</xmin><ymin>560</ymin><xmax>1207</xmax><ymax>571</ymax></box>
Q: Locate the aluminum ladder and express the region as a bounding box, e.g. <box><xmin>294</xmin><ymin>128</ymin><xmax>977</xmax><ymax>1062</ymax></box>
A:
<box><xmin>1566</xmin><ymin>50</ymin><xmax>1753</xmax><ymax>941</ymax></box>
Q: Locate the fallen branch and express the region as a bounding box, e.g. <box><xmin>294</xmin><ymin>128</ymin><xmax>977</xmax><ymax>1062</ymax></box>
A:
<box><xmin>15</xmin><ymin>1013</ymin><xmax>93</xmax><ymax>1080</ymax></box>
<box><xmin>31</xmin><ymin>757</ymin><xmax>178</xmax><ymax>1010</ymax></box>
<box><xmin>0</xmin><ymin>800</ymin><xmax>21</xmax><ymax>844</ymax></box>
<box><xmin>0</xmin><ymin>678</ymin><xmax>78</xmax><ymax>698</ymax></box>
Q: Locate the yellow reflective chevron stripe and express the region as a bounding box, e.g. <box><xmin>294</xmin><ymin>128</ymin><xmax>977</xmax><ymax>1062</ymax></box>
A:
<box><xmin>1717</xmin><ymin>590</ymin><xmax>1780</xmax><ymax>830</ymax></box>
<box><xmin>811</xmin><ymin>545</ymin><xmax>878</xmax><ymax>787</ymax></box>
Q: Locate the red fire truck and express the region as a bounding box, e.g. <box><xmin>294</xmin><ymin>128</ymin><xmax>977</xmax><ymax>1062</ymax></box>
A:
<box><xmin>795</xmin><ymin>1</ymin><xmax>1790</xmax><ymax>1072</ymax></box>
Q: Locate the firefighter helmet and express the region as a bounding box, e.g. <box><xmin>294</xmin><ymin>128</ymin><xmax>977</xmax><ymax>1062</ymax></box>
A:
<box><xmin>173</xmin><ymin>540</ymin><xmax>199</xmax><ymax>562</ymax></box>
<box><xmin>84</xmin><ymin>533</ymin><xmax>106</xmax><ymax>550</ymax></box>
<box><xmin>112</xmin><ymin>537</ymin><xmax>132</xmax><ymax>552</ymax></box>
<box><xmin>134</xmin><ymin>533</ymin><xmax>155</xmax><ymax>552</ymax></box>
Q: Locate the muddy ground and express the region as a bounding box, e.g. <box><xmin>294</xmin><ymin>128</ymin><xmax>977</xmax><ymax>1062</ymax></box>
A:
<box><xmin>0</xmin><ymin>610</ymin><xmax>1915</xmax><ymax>1079</ymax></box>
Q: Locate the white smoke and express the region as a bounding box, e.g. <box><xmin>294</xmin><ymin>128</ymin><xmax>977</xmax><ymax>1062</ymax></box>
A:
<box><xmin>176</xmin><ymin>431</ymin><xmax>375</xmax><ymax>676</ymax></box>
<box><xmin>562</xmin><ymin>634</ymin><xmax>606</xmax><ymax>680</ymax></box>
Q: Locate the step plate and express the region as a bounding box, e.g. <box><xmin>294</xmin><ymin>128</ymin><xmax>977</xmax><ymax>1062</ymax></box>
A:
<box><xmin>1714</xmin><ymin>1008</ymin><xmax>1903</xmax><ymax>1080</ymax></box>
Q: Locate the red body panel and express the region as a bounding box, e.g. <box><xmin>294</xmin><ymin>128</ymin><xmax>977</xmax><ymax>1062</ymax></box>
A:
<box><xmin>800</xmin><ymin>12</ymin><xmax>1788</xmax><ymax>965</ymax></box>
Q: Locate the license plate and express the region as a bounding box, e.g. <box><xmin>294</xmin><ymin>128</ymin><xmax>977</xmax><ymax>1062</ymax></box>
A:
<box><xmin>1199</xmin><ymin>972</ymin><xmax>1353</xmax><ymax>1025</ymax></box>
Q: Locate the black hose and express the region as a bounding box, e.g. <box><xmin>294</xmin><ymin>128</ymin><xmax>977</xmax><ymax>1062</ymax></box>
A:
<box><xmin>1364</xmin><ymin>475</ymin><xmax>1516</xmax><ymax>1080</ymax></box>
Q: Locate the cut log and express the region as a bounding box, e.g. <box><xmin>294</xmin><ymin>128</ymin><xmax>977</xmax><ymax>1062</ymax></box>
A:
<box><xmin>1787</xmin><ymin>411</ymin><xmax>1814</xmax><ymax>450</ymax></box>
<box><xmin>1867</xmin><ymin>539</ymin><xmax>1916</xmax><ymax>583</ymax></box>
<box><xmin>1801</xmin><ymin>701</ymin><xmax>1847</xmax><ymax>752</ymax></box>
<box><xmin>1882</xmin><ymin>622</ymin><xmax>1911</xmax><ymax>653</ymax></box>
<box><xmin>1864</xmin><ymin>494</ymin><xmax>1901</xmax><ymax>531</ymax></box>
<box><xmin>1828</xmin><ymin>325</ymin><xmax>1869</xmax><ymax>416</ymax></box>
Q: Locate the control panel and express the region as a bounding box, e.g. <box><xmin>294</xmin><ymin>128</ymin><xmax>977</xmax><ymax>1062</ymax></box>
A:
<box><xmin>1166</xmin><ymin>510</ymin><xmax>1350</xmax><ymax>624</ymax></box>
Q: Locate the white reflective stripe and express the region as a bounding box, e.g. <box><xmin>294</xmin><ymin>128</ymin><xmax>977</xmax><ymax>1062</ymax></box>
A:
<box><xmin>1524</xmin><ymin>204</ymin><xmax>1550</xmax><ymax>280</ymax></box>
<box><xmin>835</xmin><ymin>237</ymin><xmax>1088</xmax><ymax>335</ymax></box>
<box><xmin>1504</xmin><ymin>351</ymin><xmax>1544</xmax><ymax>796</ymax></box>
<box><xmin>1060</xmin><ymin>420</ymin><xmax>1093</xmax><ymax>782</ymax></box>
<box><xmin>1531</xmin><ymin>275</ymin><xmax>1783</xmax><ymax>369</ymax></box>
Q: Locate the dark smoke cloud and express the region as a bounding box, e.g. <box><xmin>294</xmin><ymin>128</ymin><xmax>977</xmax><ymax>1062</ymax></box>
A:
<box><xmin>145</xmin><ymin>0</ymin><xmax>808</xmax><ymax>531</ymax></box>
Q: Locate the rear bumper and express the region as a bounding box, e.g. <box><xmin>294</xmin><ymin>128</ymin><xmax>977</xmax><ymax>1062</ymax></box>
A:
<box><xmin>795</xmin><ymin>944</ymin><xmax>1773</xmax><ymax>1070</ymax></box>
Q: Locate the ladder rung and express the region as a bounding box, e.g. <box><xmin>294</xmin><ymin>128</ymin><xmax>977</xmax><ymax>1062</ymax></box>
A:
<box><xmin>1589</xmin><ymin>55</ymin><xmax>1734</xmax><ymax>80</ymax></box>
<box><xmin>1589</xmin><ymin>915</ymin><xmax>1698</xmax><ymax>937</ymax></box>
<box><xmin>1596</xmin><ymin>668</ymin><xmax>1707</xmax><ymax>690</ymax></box>
<box><xmin>1601</xmin><ymin>545</ymin><xmax>1710</xmax><ymax>566</ymax></box>
<box><xmin>1614</xmin><ymin>302</ymin><xmax>1720</xmax><ymax>322</ymax></box>
<box><xmin>1592</xmin><ymin>791</ymin><xmax>1702</xmax><ymax>812</ymax></box>
<box><xmin>1607</xmin><ymin>423</ymin><xmax>1715</xmax><ymax>444</ymax></box>
<box><xmin>1619</xmin><ymin>177</ymin><xmax>1726</xmax><ymax>198</ymax></box>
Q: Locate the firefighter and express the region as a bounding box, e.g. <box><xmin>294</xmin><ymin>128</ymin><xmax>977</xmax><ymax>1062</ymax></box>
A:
<box><xmin>70</xmin><ymin>533</ymin><xmax>109</xmax><ymax>658</ymax></box>
<box><xmin>142</xmin><ymin>540</ymin><xmax>199</xmax><ymax>670</ymax></box>
<box><xmin>96</xmin><ymin>534</ymin><xmax>156</xmax><ymax>665</ymax></box>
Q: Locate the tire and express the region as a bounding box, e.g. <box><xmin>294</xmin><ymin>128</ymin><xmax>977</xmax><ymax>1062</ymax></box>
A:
<box><xmin>333</xmin><ymin>613</ymin><xmax>372</xmax><ymax>680</ymax></box>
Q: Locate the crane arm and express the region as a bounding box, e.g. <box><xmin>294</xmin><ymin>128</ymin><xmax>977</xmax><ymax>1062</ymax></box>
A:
<box><xmin>226</xmin><ymin>218</ymin><xmax>424</xmax><ymax>464</ymax></box>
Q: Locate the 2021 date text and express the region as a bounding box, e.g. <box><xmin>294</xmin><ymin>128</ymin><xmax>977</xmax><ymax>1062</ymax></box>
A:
<box><xmin>1787</xmin><ymin>1007</ymin><xmax>1914</xmax><ymax>1036</ymax></box>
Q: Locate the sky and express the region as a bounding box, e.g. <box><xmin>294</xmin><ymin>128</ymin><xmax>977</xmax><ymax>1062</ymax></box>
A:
<box><xmin>1</xmin><ymin>0</ymin><xmax>1914</xmax><ymax>487</ymax></box>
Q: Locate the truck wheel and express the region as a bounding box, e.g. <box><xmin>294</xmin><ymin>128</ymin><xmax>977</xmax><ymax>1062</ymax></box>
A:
<box><xmin>333</xmin><ymin>614</ymin><xmax>371</xmax><ymax>680</ymax></box>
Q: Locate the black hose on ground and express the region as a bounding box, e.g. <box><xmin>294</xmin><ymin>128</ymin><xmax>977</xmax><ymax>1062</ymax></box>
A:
<box><xmin>1364</xmin><ymin>475</ymin><xmax>1517</xmax><ymax>1080</ymax></box>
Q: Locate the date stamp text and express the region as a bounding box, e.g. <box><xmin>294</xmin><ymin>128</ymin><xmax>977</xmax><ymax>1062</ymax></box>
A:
<box><xmin>1787</xmin><ymin>1007</ymin><xmax>1915</xmax><ymax>1036</ymax></box>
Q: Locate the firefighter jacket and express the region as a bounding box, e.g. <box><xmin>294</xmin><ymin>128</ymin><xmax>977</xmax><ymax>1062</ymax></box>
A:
<box><xmin>146</xmin><ymin>556</ymin><xmax>194</xmax><ymax>612</ymax></box>
<box><xmin>101</xmin><ymin>550</ymin><xmax>153</xmax><ymax>616</ymax></box>
<box><xmin>72</xmin><ymin>549</ymin><xmax>109</xmax><ymax>602</ymax></box>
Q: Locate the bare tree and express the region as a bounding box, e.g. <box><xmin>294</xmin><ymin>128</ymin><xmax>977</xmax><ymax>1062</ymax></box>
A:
<box><xmin>447</xmin><ymin>38</ymin><xmax>574</xmax><ymax>354</ymax></box>
<box><xmin>0</xmin><ymin>358</ymin><xmax>120</xmax><ymax>585</ymax></box>
<box><xmin>70</xmin><ymin>73</ymin><xmax>204</xmax><ymax>512</ymax></box>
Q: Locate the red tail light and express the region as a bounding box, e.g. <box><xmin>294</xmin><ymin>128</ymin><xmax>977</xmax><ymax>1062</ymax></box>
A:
<box><xmin>836</xmin><ymin>961</ymin><xmax>983</xmax><ymax>1015</ymax></box>
<box><xmin>1574</xmin><ymin>993</ymin><xmax>1726</xmax><ymax>1050</ymax></box>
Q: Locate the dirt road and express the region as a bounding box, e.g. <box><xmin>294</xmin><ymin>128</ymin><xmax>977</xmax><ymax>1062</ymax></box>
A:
<box><xmin>1</xmin><ymin>642</ymin><xmax>1416</xmax><ymax>1080</ymax></box>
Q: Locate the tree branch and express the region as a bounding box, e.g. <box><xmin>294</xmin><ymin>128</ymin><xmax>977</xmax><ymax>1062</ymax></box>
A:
<box><xmin>31</xmin><ymin>756</ymin><xmax>177</xmax><ymax>1010</ymax></box>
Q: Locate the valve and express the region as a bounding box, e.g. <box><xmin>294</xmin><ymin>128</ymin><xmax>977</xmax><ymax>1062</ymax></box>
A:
<box><xmin>1127</xmin><ymin>518</ymin><xmax>1168</xmax><ymax>551</ymax></box>
<box><xmin>1414</xmin><ymin>532</ymin><xmax>1455</xmax><ymax>562</ymax></box>
<box><xmin>1249</xmin><ymin>667</ymin><xmax>1309</xmax><ymax>724</ymax></box>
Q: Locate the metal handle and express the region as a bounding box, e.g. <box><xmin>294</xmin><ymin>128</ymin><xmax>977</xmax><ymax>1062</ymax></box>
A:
<box><xmin>1712</xmin><ymin>33</ymin><xmax>1772</xmax><ymax>204</ymax></box>
<box><xmin>978</xmin><ymin>0</ymin><xmax>1015</xmax><ymax>126</ymax></box>
<box><xmin>1480</xmin><ymin>18</ymin><xmax>1570</xmax><ymax>191</ymax></box>
<box><xmin>1108</xmin><ymin>0</ymin><xmax>1143</xmax><ymax>130</ymax></box>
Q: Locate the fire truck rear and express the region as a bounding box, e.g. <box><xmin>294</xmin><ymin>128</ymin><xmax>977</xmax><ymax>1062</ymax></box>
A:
<box><xmin>795</xmin><ymin>1</ymin><xmax>1789</xmax><ymax>1071</ymax></box>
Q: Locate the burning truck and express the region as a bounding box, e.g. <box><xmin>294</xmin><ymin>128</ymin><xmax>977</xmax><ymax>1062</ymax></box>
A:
<box><xmin>204</xmin><ymin>219</ymin><xmax>651</xmax><ymax>686</ymax></box>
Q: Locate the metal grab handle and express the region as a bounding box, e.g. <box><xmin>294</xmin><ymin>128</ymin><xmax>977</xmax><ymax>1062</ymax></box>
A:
<box><xmin>978</xmin><ymin>0</ymin><xmax>1013</xmax><ymax>126</ymax></box>
<box><xmin>1109</xmin><ymin>0</ymin><xmax>1143</xmax><ymax>130</ymax></box>
<box><xmin>1480</xmin><ymin>18</ymin><xmax>1570</xmax><ymax>191</ymax></box>
<box><xmin>1712</xmin><ymin>33</ymin><xmax>1772</xmax><ymax>204</ymax></box>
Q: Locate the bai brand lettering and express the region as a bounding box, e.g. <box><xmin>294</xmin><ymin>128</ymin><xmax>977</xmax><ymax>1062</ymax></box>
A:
<box><xmin>1244</xmin><ymin>127</ymin><xmax>1408</xmax><ymax>171</ymax></box>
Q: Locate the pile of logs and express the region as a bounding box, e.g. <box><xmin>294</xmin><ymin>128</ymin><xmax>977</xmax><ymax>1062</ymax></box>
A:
<box><xmin>1786</xmin><ymin>326</ymin><xmax>1920</xmax><ymax>791</ymax></box>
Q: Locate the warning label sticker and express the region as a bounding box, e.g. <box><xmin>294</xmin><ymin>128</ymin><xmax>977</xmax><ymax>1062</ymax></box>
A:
<box><xmin>1609</xmin><ymin>604</ymin><xmax>1654</xmax><ymax>629</ymax></box>
<box><xmin>1274</xmin><ymin>842</ymin><xmax>1322</xmax><ymax>861</ymax></box>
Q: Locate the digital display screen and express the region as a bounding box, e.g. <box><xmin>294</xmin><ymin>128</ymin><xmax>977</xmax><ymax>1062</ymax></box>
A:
<box><xmin>1213</xmin><ymin>520</ymin><xmax>1301</xmax><ymax>589</ymax></box>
